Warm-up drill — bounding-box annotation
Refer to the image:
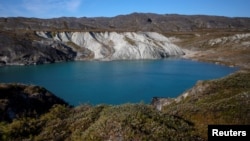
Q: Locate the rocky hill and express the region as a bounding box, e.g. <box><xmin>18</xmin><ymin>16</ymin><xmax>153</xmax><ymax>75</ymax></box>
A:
<box><xmin>0</xmin><ymin>83</ymin><xmax>68</xmax><ymax>122</ymax></box>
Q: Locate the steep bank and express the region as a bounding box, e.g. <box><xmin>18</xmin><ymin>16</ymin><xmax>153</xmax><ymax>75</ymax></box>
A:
<box><xmin>0</xmin><ymin>31</ymin><xmax>76</xmax><ymax>66</ymax></box>
<box><xmin>0</xmin><ymin>31</ymin><xmax>184</xmax><ymax>66</ymax></box>
<box><xmin>36</xmin><ymin>31</ymin><xmax>184</xmax><ymax>60</ymax></box>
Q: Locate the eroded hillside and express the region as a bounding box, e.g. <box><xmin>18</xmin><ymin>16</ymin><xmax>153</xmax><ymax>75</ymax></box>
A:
<box><xmin>0</xmin><ymin>31</ymin><xmax>185</xmax><ymax>65</ymax></box>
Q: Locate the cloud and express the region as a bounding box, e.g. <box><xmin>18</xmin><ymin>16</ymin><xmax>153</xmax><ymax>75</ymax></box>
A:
<box><xmin>21</xmin><ymin>0</ymin><xmax>82</xmax><ymax>17</ymax></box>
<box><xmin>65</xmin><ymin>0</ymin><xmax>81</xmax><ymax>11</ymax></box>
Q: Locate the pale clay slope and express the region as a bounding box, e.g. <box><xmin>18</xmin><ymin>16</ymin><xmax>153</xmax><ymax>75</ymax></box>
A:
<box><xmin>208</xmin><ymin>33</ymin><xmax>250</xmax><ymax>46</ymax></box>
<box><xmin>36</xmin><ymin>31</ymin><xmax>185</xmax><ymax>60</ymax></box>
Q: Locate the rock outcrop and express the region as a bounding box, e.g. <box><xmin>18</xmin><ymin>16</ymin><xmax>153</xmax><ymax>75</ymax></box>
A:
<box><xmin>0</xmin><ymin>31</ymin><xmax>77</xmax><ymax>65</ymax></box>
<box><xmin>151</xmin><ymin>97</ymin><xmax>174</xmax><ymax>111</ymax></box>
<box><xmin>0</xmin><ymin>83</ymin><xmax>68</xmax><ymax>122</ymax></box>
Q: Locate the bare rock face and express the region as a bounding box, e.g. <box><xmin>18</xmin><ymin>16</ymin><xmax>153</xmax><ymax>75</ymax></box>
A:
<box><xmin>0</xmin><ymin>83</ymin><xmax>68</xmax><ymax>122</ymax></box>
<box><xmin>36</xmin><ymin>31</ymin><xmax>185</xmax><ymax>60</ymax></box>
<box><xmin>151</xmin><ymin>97</ymin><xmax>174</xmax><ymax>111</ymax></box>
<box><xmin>0</xmin><ymin>31</ymin><xmax>77</xmax><ymax>66</ymax></box>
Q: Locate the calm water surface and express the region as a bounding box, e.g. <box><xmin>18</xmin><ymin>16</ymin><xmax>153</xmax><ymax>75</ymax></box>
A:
<box><xmin>0</xmin><ymin>58</ymin><xmax>238</xmax><ymax>105</ymax></box>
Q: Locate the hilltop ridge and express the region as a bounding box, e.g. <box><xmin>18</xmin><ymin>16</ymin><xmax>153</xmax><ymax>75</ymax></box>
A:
<box><xmin>1</xmin><ymin>13</ymin><xmax>250</xmax><ymax>32</ymax></box>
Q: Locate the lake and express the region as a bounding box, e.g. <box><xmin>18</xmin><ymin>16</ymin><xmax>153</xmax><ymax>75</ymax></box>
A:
<box><xmin>0</xmin><ymin>58</ymin><xmax>238</xmax><ymax>106</ymax></box>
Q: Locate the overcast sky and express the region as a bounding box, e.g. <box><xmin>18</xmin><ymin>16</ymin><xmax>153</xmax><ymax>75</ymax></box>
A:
<box><xmin>0</xmin><ymin>0</ymin><xmax>250</xmax><ymax>18</ymax></box>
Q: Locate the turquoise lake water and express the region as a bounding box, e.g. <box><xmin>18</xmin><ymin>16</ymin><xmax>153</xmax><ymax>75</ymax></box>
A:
<box><xmin>0</xmin><ymin>58</ymin><xmax>238</xmax><ymax>106</ymax></box>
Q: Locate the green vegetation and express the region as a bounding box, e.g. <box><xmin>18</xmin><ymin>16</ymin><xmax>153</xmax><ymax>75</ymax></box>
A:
<box><xmin>162</xmin><ymin>70</ymin><xmax>250</xmax><ymax>139</ymax></box>
<box><xmin>0</xmin><ymin>104</ymin><xmax>199</xmax><ymax>141</ymax></box>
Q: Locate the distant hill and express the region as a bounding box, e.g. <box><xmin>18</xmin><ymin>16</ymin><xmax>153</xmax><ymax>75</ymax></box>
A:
<box><xmin>1</xmin><ymin>13</ymin><xmax>250</xmax><ymax>32</ymax></box>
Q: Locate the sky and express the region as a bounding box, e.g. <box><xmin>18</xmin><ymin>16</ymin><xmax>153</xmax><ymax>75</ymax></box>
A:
<box><xmin>0</xmin><ymin>0</ymin><xmax>250</xmax><ymax>18</ymax></box>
